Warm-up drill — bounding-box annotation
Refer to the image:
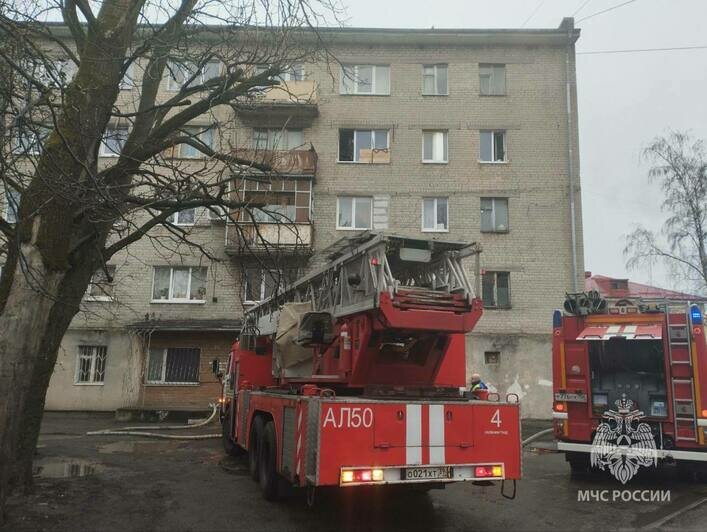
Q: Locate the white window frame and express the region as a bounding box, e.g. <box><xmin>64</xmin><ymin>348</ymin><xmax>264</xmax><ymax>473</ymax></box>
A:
<box><xmin>480</xmin><ymin>197</ymin><xmax>509</xmax><ymax>233</ymax></box>
<box><xmin>421</xmin><ymin>197</ymin><xmax>449</xmax><ymax>232</ymax></box>
<box><xmin>479</xmin><ymin>130</ymin><xmax>507</xmax><ymax>163</ymax></box>
<box><xmin>479</xmin><ymin>63</ymin><xmax>507</xmax><ymax>96</ymax></box>
<box><xmin>422</xmin><ymin>130</ymin><xmax>448</xmax><ymax>163</ymax></box>
<box><xmin>74</xmin><ymin>345</ymin><xmax>107</xmax><ymax>385</ymax></box>
<box><xmin>340</xmin><ymin>64</ymin><xmax>390</xmax><ymax>95</ymax></box>
<box><xmin>337</xmin><ymin>129</ymin><xmax>390</xmax><ymax>163</ymax></box>
<box><xmin>151</xmin><ymin>266</ymin><xmax>207</xmax><ymax>303</ymax></box>
<box><xmin>166</xmin><ymin>60</ymin><xmax>221</xmax><ymax>92</ymax></box>
<box><xmin>146</xmin><ymin>347</ymin><xmax>200</xmax><ymax>385</ymax></box>
<box><xmin>422</xmin><ymin>64</ymin><xmax>448</xmax><ymax>96</ymax></box>
<box><xmin>85</xmin><ymin>265</ymin><xmax>116</xmax><ymax>302</ymax></box>
<box><xmin>3</xmin><ymin>187</ymin><xmax>21</xmax><ymax>224</ymax></box>
<box><xmin>336</xmin><ymin>196</ymin><xmax>373</xmax><ymax>231</ymax></box>
<box><xmin>167</xmin><ymin>209</ymin><xmax>197</xmax><ymax>226</ymax></box>
<box><xmin>179</xmin><ymin>126</ymin><xmax>214</xmax><ymax>158</ymax></box>
<box><xmin>252</xmin><ymin>128</ymin><xmax>304</xmax><ymax>151</ymax></box>
<box><xmin>99</xmin><ymin>126</ymin><xmax>129</xmax><ymax>157</ymax></box>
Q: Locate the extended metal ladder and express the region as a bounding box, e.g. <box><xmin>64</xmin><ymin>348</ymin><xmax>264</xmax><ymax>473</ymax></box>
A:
<box><xmin>665</xmin><ymin>301</ymin><xmax>699</xmax><ymax>442</ymax></box>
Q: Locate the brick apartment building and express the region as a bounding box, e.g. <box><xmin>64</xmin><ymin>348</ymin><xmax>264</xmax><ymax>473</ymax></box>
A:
<box><xmin>2</xmin><ymin>18</ymin><xmax>583</xmax><ymax>418</ymax></box>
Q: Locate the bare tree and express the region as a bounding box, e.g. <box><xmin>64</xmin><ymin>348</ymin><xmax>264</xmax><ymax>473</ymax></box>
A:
<box><xmin>0</xmin><ymin>0</ymin><xmax>341</xmax><ymax>517</ymax></box>
<box><xmin>625</xmin><ymin>131</ymin><xmax>707</xmax><ymax>292</ymax></box>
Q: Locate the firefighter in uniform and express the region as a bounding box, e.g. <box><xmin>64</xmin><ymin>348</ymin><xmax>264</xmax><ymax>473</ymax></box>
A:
<box><xmin>470</xmin><ymin>373</ymin><xmax>487</xmax><ymax>392</ymax></box>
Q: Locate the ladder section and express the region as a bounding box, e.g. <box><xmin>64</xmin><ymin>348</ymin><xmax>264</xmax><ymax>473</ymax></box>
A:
<box><xmin>666</xmin><ymin>308</ymin><xmax>698</xmax><ymax>442</ymax></box>
<box><xmin>244</xmin><ymin>233</ymin><xmax>482</xmax><ymax>336</ymax></box>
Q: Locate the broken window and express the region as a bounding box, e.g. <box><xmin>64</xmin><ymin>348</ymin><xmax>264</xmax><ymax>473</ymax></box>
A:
<box><xmin>338</xmin><ymin>129</ymin><xmax>390</xmax><ymax>163</ymax></box>
<box><xmin>482</xmin><ymin>271</ymin><xmax>511</xmax><ymax>309</ymax></box>
<box><xmin>479</xmin><ymin>130</ymin><xmax>506</xmax><ymax>162</ymax></box>
<box><xmin>236</xmin><ymin>178</ymin><xmax>311</xmax><ymax>223</ymax></box>
<box><xmin>479</xmin><ymin>64</ymin><xmax>506</xmax><ymax>96</ymax></box>
<box><xmin>422</xmin><ymin>64</ymin><xmax>448</xmax><ymax>95</ymax></box>
<box><xmin>480</xmin><ymin>198</ymin><xmax>509</xmax><ymax>232</ymax></box>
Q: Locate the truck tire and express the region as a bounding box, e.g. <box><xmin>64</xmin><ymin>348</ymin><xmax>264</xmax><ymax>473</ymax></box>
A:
<box><xmin>258</xmin><ymin>421</ymin><xmax>280</xmax><ymax>501</ymax></box>
<box><xmin>567</xmin><ymin>451</ymin><xmax>590</xmax><ymax>474</ymax></box>
<box><xmin>222</xmin><ymin>407</ymin><xmax>243</xmax><ymax>457</ymax></box>
<box><xmin>249</xmin><ymin>416</ymin><xmax>265</xmax><ymax>481</ymax></box>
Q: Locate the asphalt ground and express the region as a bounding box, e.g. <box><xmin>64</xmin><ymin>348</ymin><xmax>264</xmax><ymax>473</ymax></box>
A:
<box><xmin>2</xmin><ymin>413</ymin><xmax>707</xmax><ymax>532</ymax></box>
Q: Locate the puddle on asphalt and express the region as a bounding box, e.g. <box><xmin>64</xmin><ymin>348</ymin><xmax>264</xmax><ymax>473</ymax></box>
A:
<box><xmin>33</xmin><ymin>458</ymin><xmax>105</xmax><ymax>479</ymax></box>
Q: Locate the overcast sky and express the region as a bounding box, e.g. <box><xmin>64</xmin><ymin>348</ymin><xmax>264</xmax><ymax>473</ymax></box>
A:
<box><xmin>344</xmin><ymin>0</ymin><xmax>707</xmax><ymax>290</ymax></box>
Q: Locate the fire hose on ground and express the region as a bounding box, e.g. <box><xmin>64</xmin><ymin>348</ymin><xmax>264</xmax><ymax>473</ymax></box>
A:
<box><xmin>86</xmin><ymin>403</ymin><xmax>220</xmax><ymax>440</ymax></box>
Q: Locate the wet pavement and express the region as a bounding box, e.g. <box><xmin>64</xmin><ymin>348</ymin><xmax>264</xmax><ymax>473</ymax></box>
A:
<box><xmin>3</xmin><ymin>412</ymin><xmax>707</xmax><ymax>531</ymax></box>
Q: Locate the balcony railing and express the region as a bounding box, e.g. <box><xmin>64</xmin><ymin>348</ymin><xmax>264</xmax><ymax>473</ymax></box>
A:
<box><xmin>232</xmin><ymin>148</ymin><xmax>317</xmax><ymax>176</ymax></box>
<box><xmin>225</xmin><ymin>223</ymin><xmax>312</xmax><ymax>256</ymax></box>
<box><xmin>254</xmin><ymin>80</ymin><xmax>318</xmax><ymax>105</ymax></box>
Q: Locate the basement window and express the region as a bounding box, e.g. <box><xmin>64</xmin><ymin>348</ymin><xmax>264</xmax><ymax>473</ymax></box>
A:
<box><xmin>147</xmin><ymin>347</ymin><xmax>200</xmax><ymax>384</ymax></box>
<box><xmin>484</xmin><ymin>351</ymin><xmax>500</xmax><ymax>365</ymax></box>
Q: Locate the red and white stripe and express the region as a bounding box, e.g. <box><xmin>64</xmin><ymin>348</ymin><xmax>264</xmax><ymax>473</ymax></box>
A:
<box><xmin>295</xmin><ymin>408</ymin><xmax>304</xmax><ymax>478</ymax></box>
<box><xmin>405</xmin><ymin>404</ymin><xmax>446</xmax><ymax>465</ymax></box>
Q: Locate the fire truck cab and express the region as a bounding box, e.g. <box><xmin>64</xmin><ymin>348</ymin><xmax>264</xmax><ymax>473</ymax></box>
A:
<box><xmin>552</xmin><ymin>292</ymin><xmax>707</xmax><ymax>478</ymax></box>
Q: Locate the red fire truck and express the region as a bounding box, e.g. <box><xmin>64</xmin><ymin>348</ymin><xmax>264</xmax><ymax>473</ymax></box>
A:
<box><xmin>552</xmin><ymin>292</ymin><xmax>707</xmax><ymax>478</ymax></box>
<box><xmin>216</xmin><ymin>233</ymin><xmax>522</xmax><ymax>501</ymax></box>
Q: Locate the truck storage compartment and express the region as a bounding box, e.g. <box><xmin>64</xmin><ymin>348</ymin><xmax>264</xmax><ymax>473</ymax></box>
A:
<box><xmin>588</xmin><ymin>338</ymin><xmax>667</xmax><ymax>417</ymax></box>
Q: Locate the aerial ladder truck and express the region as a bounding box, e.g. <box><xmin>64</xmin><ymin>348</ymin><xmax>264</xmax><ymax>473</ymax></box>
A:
<box><xmin>215</xmin><ymin>233</ymin><xmax>522</xmax><ymax>501</ymax></box>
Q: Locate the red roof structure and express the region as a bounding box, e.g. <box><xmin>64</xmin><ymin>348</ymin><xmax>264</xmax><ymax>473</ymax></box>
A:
<box><xmin>584</xmin><ymin>272</ymin><xmax>705</xmax><ymax>301</ymax></box>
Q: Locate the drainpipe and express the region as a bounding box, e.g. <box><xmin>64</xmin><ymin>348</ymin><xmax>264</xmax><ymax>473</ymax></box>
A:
<box><xmin>564</xmin><ymin>18</ymin><xmax>579</xmax><ymax>292</ymax></box>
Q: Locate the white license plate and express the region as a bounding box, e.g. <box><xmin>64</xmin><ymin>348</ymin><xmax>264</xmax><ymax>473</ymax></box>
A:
<box><xmin>554</xmin><ymin>392</ymin><xmax>587</xmax><ymax>403</ymax></box>
<box><xmin>402</xmin><ymin>466</ymin><xmax>453</xmax><ymax>481</ymax></box>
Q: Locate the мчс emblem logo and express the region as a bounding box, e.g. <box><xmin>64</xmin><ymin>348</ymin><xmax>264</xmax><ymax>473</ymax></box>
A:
<box><xmin>590</xmin><ymin>396</ymin><xmax>657</xmax><ymax>484</ymax></box>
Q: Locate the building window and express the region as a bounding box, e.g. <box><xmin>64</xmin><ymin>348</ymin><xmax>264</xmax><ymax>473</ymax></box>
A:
<box><xmin>422</xmin><ymin>130</ymin><xmax>448</xmax><ymax>163</ymax></box>
<box><xmin>179</xmin><ymin>126</ymin><xmax>214</xmax><ymax>158</ymax></box>
<box><xmin>119</xmin><ymin>62</ymin><xmax>135</xmax><ymax>90</ymax></box>
<box><xmin>337</xmin><ymin>196</ymin><xmax>372</xmax><ymax>230</ymax></box>
<box><xmin>151</xmin><ymin>266</ymin><xmax>207</xmax><ymax>302</ymax></box>
<box><xmin>147</xmin><ymin>347</ymin><xmax>200</xmax><ymax>384</ymax></box>
<box><xmin>255</xmin><ymin>63</ymin><xmax>305</xmax><ymax>81</ymax></box>
<box><xmin>422</xmin><ymin>197</ymin><xmax>448</xmax><ymax>232</ymax></box>
<box><xmin>244</xmin><ymin>269</ymin><xmax>296</xmax><ymax>303</ymax></box>
<box><xmin>338</xmin><ymin>129</ymin><xmax>390</xmax><ymax>163</ymax></box>
<box><xmin>3</xmin><ymin>187</ymin><xmax>21</xmax><ymax>224</ymax></box>
<box><xmin>167</xmin><ymin>209</ymin><xmax>196</xmax><ymax>226</ymax></box>
<box><xmin>480</xmin><ymin>198</ymin><xmax>509</xmax><ymax>233</ymax></box>
<box><xmin>76</xmin><ymin>345</ymin><xmax>107</xmax><ymax>384</ymax></box>
<box><xmin>99</xmin><ymin>126</ymin><xmax>129</xmax><ymax>157</ymax></box>
<box><xmin>479</xmin><ymin>64</ymin><xmax>506</xmax><ymax>96</ymax></box>
<box><xmin>340</xmin><ymin>64</ymin><xmax>390</xmax><ymax>95</ymax></box>
<box><xmin>252</xmin><ymin>128</ymin><xmax>304</xmax><ymax>151</ymax></box>
<box><xmin>422</xmin><ymin>64</ymin><xmax>448</xmax><ymax>95</ymax></box>
<box><xmin>12</xmin><ymin>125</ymin><xmax>48</xmax><ymax>155</ymax></box>
<box><xmin>484</xmin><ymin>351</ymin><xmax>500</xmax><ymax>365</ymax></box>
<box><xmin>236</xmin><ymin>178</ymin><xmax>311</xmax><ymax>223</ymax></box>
<box><xmin>86</xmin><ymin>266</ymin><xmax>116</xmax><ymax>301</ymax></box>
<box><xmin>482</xmin><ymin>271</ymin><xmax>511</xmax><ymax>309</ymax></box>
<box><xmin>479</xmin><ymin>130</ymin><xmax>506</xmax><ymax>163</ymax></box>
<box><xmin>167</xmin><ymin>60</ymin><xmax>221</xmax><ymax>91</ymax></box>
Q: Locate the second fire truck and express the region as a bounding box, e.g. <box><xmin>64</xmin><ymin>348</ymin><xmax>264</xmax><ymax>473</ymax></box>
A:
<box><xmin>216</xmin><ymin>233</ymin><xmax>522</xmax><ymax>501</ymax></box>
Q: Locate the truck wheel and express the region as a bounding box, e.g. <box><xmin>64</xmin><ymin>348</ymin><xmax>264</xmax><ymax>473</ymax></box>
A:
<box><xmin>222</xmin><ymin>407</ymin><xmax>243</xmax><ymax>457</ymax></box>
<box><xmin>249</xmin><ymin>416</ymin><xmax>265</xmax><ymax>481</ymax></box>
<box><xmin>258</xmin><ymin>421</ymin><xmax>280</xmax><ymax>501</ymax></box>
<box><xmin>567</xmin><ymin>452</ymin><xmax>590</xmax><ymax>474</ymax></box>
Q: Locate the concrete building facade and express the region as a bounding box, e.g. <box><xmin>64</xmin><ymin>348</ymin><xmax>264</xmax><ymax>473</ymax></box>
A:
<box><xmin>3</xmin><ymin>19</ymin><xmax>584</xmax><ymax>418</ymax></box>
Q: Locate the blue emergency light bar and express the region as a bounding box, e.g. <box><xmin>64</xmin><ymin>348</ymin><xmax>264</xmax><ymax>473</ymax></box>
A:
<box><xmin>690</xmin><ymin>305</ymin><xmax>703</xmax><ymax>325</ymax></box>
<box><xmin>553</xmin><ymin>309</ymin><xmax>562</xmax><ymax>329</ymax></box>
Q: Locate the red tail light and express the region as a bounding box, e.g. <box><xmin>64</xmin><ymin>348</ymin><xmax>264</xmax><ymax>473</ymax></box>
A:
<box><xmin>474</xmin><ymin>465</ymin><xmax>503</xmax><ymax>478</ymax></box>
